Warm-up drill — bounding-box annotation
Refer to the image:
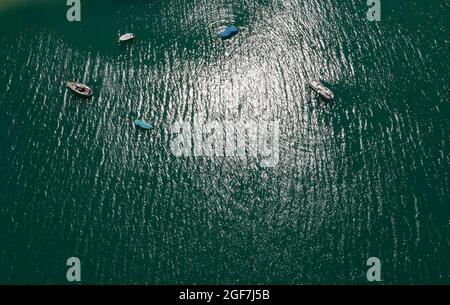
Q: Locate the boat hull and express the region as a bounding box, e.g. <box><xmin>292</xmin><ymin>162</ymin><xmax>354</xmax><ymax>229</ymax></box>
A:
<box><xmin>220</xmin><ymin>26</ymin><xmax>239</xmax><ymax>40</ymax></box>
<box><xmin>66</xmin><ymin>82</ymin><xmax>93</xmax><ymax>97</ymax></box>
<box><xmin>119</xmin><ymin>33</ymin><xmax>135</xmax><ymax>42</ymax></box>
<box><xmin>309</xmin><ymin>80</ymin><xmax>334</xmax><ymax>102</ymax></box>
<box><xmin>134</xmin><ymin>120</ymin><xmax>153</xmax><ymax>130</ymax></box>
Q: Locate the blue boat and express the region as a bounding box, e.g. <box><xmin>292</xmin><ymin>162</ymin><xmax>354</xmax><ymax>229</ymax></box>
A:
<box><xmin>220</xmin><ymin>26</ymin><xmax>239</xmax><ymax>40</ymax></box>
<box><xmin>134</xmin><ymin>119</ymin><xmax>153</xmax><ymax>130</ymax></box>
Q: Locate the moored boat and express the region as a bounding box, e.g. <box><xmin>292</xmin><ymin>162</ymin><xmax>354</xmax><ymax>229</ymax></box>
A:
<box><xmin>134</xmin><ymin>119</ymin><xmax>153</xmax><ymax>130</ymax></box>
<box><xmin>119</xmin><ymin>33</ymin><xmax>135</xmax><ymax>42</ymax></box>
<box><xmin>309</xmin><ymin>80</ymin><xmax>334</xmax><ymax>102</ymax></box>
<box><xmin>66</xmin><ymin>82</ymin><xmax>93</xmax><ymax>97</ymax></box>
<box><xmin>220</xmin><ymin>26</ymin><xmax>239</xmax><ymax>40</ymax></box>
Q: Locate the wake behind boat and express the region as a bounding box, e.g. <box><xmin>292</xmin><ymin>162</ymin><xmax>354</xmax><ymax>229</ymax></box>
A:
<box><xmin>119</xmin><ymin>33</ymin><xmax>135</xmax><ymax>42</ymax></box>
<box><xmin>66</xmin><ymin>82</ymin><xmax>93</xmax><ymax>97</ymax></box>
<box><xmin>309</xmin><ymin>80</ymin><xmax>334</xmax><ymax>102</ymax></box>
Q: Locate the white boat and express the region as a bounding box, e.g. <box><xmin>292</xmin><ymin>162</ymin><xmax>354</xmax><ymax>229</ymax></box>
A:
<box><xmin>66</xmin><ymin>82</ymin><xmax>93</xmax><ymax>97</ymax></box>
<box><xmin>119</xmin><ymin>33</ymin><xmax>135</xmax><ymax>42</ymax></box>
<box><xmin>309</xmin><ymin>80</ymin><xmax>334</xmax><ymax>102</ymax></box>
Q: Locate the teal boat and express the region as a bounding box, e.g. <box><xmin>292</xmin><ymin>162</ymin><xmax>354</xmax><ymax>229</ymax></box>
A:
<box><xmin>134</xmin><ymin>119</ymin><xmax>153</xmax><ymax>130</ymax></box>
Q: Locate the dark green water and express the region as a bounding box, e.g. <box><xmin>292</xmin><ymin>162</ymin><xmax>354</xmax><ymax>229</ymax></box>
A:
<box><xmin>0</xmin><ymin>0</ymin><xmax>449</xmax><ymax>284</ymax></box>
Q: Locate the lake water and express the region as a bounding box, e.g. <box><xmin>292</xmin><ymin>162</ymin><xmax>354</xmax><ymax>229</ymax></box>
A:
<box><xmin>0</xmin><ymin>0</ymin><xmax>449</xmax><ymax>284</ymax></box>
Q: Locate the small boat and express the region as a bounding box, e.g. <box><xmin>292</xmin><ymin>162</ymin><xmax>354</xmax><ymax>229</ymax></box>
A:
<box><xmin>119</xmin><ymin>33</ymin><xmax>135</xmax><ymax>42</ymax></box>
<box><xmin>309</xmin><ymin>80</ymin><xmax>334</xmax><ymax>102</ymax></box>
<box><xmin>220</xmin><ymin>26</ymin><xmax>239</xmax><ymax>40</ymax></box>
<box><xmin>134</xmin><ymin>119</ymin><xmax>153</xmax><ymax>130</ymax></box>
<box><xmin>66</xmin><ymin>82</ymin><xmax>93</xmax><ymax>97</ymax></box>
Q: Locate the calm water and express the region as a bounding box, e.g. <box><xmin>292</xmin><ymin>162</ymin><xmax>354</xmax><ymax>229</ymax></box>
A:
<box><xmin>0</xmin><ymin>0</ymin><xmax>449</xmax><ymax>284</ymax></box>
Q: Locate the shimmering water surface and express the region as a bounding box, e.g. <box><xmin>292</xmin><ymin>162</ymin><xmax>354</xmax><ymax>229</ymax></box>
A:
<box><xmin>0</xmin><ymin>1</ymin><xmax>449</xmax><ymax>284</ymax></box>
